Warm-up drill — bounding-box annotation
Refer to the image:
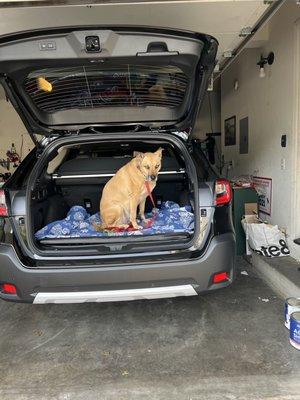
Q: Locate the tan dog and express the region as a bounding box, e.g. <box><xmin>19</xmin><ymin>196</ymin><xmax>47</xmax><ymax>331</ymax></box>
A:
<box><xmin>98</xmin><ymin>148</ymin><xmax>163</xmax><ymax>230</ymax></box>
<box><xmin>148</xmin><ymin>84</ymin><xmax>167</xmax><ymax>101</ymax></box>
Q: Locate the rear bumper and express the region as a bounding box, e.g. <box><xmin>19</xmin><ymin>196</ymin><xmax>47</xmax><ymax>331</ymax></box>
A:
<box><xmin>0</xmin><ymin>233</ymin><xmax>235</xmax><ymax>303</ymax></box>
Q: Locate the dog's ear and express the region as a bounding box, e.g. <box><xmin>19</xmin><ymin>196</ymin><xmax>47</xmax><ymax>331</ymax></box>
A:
<box><xmin>133</xmin><ymin>151</ymin><xmax>144</xmax><ymax>159</ymax></box>
<box><xmin>133</xmin><ymin>151</ymin><xmax>144</xmax><ymax>167</ymax></box>
<box><xmin>155</xmin><ymin>147</ymin><xmax>163</xmax><ymax>158</ymax></box>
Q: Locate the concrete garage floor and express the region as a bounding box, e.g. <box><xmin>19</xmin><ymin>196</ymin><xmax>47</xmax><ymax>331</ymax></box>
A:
<box><xmin>0</xmin><ymin>258</ymin><xmax>299</xmax><ymax>400</ymax></box>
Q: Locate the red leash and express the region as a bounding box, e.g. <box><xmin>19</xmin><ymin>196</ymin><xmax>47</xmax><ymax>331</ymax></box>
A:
<box><xmin>145</xmin><ymin>181</ymin><xmax>156</xmax><ymax>209</ymax></box>
<box><xmin>144</xmin><ymin>180</ymin><xmax>157</xmax><ymax>229</ymax></box>
<box><xmin>103</xmin><ymin>181</ymin><xmax>157</xmax><ymax>233</ymax></box>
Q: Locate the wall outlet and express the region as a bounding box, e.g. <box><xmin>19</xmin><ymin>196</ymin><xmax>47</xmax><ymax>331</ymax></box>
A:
<box><xmin>228</xmin><ymin>160</ymin><xmax>235</xmax><ymax>169</ymax></box>
<box><xmin>280</xmin><ymin>158</ymin><xmax>286</xmax><ymax>170</ymax></box>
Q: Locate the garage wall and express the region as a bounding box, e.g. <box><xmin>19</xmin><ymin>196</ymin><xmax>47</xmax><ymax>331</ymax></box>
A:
<box><xmin>0</xmin><ymin>88</ymin><xmax>33</xmax><ymax>175</ymax></box>
<box><xmin>193</xmin><ymin>90</ymin><xmax>222</xmax><ymax>171</ymax></box>
<box><xmin>221</xmin><ymin>2</ymin><xmax>300</xmax><ymax>259</ymax></box>
<box><xmin>194</xmin><ymin>90</ymin><xmax>221</xmax><ymax>140</ymax></box>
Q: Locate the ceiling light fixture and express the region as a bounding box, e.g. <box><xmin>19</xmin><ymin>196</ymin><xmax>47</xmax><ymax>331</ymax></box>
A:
<box><xmin>257</xmin><ymin>52</ymin><xmax>274</xmax><ymax>78</ymax></box>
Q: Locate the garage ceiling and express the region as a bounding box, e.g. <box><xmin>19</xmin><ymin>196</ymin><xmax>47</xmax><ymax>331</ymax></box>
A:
<box><xmin>0</xmin><ymin>0</ymin><xmax>284</xmax><ymax>70</ymax></box>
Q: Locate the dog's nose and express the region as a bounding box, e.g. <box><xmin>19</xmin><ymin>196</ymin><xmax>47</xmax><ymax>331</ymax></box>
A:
<box><xmin>150</xmin><ymin>175</ymin><xmax>156</xmax><ymax>181</ymax></box>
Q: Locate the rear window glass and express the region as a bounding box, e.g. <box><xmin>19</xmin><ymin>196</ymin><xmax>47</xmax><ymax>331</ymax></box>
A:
<box><xmin>24</xmin><ymin>64</ymin><xmax>188</xmax><ymax>113</ymax></box>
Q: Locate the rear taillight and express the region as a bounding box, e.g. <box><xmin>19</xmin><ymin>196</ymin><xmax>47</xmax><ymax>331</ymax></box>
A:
<box><xmin>212</xmin><ymin>271</ymin><xmax>229</xmax><ymax>284</ymax></box>
<box><xmin>1</xmin><ymin>283</ymin><xmax>17</xmax><ymax>295</ymax></box>
<box><xmin>0</xmin><ymin>189</ymin><xmax>8</xmax><ymax>217</ymax></box>
<box><xmin>215</xmin><ymin>179</ymin><xmax>232</xmax><ymax>206</ymax></box>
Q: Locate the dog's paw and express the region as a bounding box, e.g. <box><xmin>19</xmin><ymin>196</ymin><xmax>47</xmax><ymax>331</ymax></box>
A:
<box><xmin>132</xmin><ymin>224</ymin><xmax>143</xmax><ymax>230</ymax></box>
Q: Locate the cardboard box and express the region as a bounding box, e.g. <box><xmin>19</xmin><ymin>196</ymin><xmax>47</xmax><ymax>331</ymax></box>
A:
<box><xmin>244</xmin><ymin>202</ymin><xmax>258</xmax><ymax>216</ymax></box>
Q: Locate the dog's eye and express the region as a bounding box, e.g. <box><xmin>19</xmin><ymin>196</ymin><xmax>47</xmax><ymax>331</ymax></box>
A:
<box><xmin>144</xmin><ymin>165</ymin><xmax>150</xmax><ymax>170</ymax></box>
<box><xmin>155</xmin><ymin>164</ymin><xmax>160</xmax><ymax>169</ymax></box>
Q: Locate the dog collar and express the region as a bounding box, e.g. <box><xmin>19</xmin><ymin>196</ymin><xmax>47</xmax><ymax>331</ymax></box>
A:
<box><xmin>137</xmin><ymin>165</ymin><xmax>151</xmax><ymax>181</ymax></box>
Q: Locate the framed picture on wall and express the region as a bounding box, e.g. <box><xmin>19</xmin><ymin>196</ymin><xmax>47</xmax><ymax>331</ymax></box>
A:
<box><xmin>224</xmin><ymin>116</ymin><xmax>236</xmax><ymax>146</ymax></box>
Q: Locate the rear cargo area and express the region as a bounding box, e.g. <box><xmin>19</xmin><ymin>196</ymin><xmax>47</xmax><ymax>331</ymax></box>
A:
<box><xmin>29</xmin><ymin>137</ymin><xmax>198</xmax><ymax>252</ymax></box>
<box><xmin>0</xmin><ymin>26</ymin><xmax>218</xmax><ymax>257</ymax></box>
